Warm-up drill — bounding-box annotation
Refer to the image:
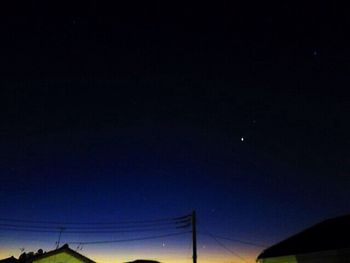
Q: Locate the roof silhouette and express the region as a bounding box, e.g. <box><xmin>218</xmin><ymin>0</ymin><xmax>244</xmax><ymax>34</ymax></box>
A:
<box><xmin>19</xmin><ymin>244</ymin><xmax>95</xmax><ymax>263</ymax></box>
<box><xmin>0</xmin><ymin>256</ymin><xmax>18</xmax><ymax>263</ymax></box>
<box><xmin>258</xmin><ymin>214</ymin><xmax>350</xmax><ymax>259</ymax></box>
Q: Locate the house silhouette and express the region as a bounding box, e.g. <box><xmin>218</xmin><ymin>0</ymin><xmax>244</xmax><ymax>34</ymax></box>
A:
<box><xmin>257</xmin><ymin>214</ymin><xmax>350</xmax><ymax>262</ymax></box>
<box><xmin>1</xmin><ymin>244</ymin><xmax>95</xmax><ymax>263</ymax></box>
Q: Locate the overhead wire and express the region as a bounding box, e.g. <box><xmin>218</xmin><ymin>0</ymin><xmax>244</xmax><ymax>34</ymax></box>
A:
<box><xmin>0</xmin><ymin>214</ymin><xmax>191</xmax><ymax>234</ymax></box>
<box><xmin>0</xmin><ymin>214</ymin><xmax>191</xmax><ymax>225</ymax></box>
<box><xmin>67</xmin><ymin>231</ymin><xmax>191</xmax><ymax>245</ymax></box>
<box><xmin>0</xmin><ymin>214</ymin><xmax>192</xmax><ymax>254</ymax></box>
<box><xmin>206</xmin><ymin>232</ymin><xmax>249</xmax><ymax>263</ymax></box>
<box><xmin>0</xmin><ymin>221</ymin><xmax>190</xmax><ymax>230</ymax></box>
<box><xmin>0</xmin><ymin>226</ymin><xmax>190</xmax><ymax>234</ymax></box>
<box><xmin>198</xmin><ymin>232</ymin><xmax>267</xmax><ymax>248</ymax></box>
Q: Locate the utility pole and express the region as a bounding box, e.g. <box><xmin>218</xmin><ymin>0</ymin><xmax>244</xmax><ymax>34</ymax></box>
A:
<box><xmin>192</xmin><ymin>210</ymin><xmax>197</xmax><ymax>263</ymax></box>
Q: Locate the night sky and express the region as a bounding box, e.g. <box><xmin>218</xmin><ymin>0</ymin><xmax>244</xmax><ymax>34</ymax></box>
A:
<box><xmin>0</xmin><ymin>2</ymin><xmax>349</xmax><ymax>263</ymax></box>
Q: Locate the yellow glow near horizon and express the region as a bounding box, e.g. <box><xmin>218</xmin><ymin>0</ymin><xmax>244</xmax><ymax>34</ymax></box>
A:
<box><xmin>0</xmin><ymin>243</ymin><xmax>260</xmax><ymax>263</ymax></box>
<box><xmin>0</xmin><ymin>249</ymin><xmax>259</xmax><ymax>263</ymax></box>
<box><xmin>91</xmin><ymin>253</ymin><xmax>258</xmax><ymax>263</ymax></box>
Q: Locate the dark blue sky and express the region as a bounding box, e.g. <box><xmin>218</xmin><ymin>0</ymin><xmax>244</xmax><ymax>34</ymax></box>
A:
<box><xmin>0</xmin><ymin>2</ymin><xmax>350</xmax><ymax>262</ymax></box>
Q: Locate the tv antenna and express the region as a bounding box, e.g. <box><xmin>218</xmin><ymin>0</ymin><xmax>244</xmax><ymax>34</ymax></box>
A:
<box><xmin>55</xmin><ymin>227</ymin><xmax>66</xmax><ymax>249</ymax></box>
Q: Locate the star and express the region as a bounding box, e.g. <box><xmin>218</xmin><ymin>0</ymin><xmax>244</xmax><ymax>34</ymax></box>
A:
<box><xmin>241</xmin><ymin>137</ymin><xmax>244</xmax><ymax>142</ymax></box>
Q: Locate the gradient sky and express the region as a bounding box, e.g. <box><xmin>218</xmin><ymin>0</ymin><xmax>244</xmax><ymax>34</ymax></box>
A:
<box><xmin>0</xmin><ymin>2</ymin><xmax>350</xmax><ymax>263</ymax></box>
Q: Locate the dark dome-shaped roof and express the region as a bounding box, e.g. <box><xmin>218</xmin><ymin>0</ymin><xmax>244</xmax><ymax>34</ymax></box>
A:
<box><xmin>258</xmin><ymin>214</ymin><xmax>350</xmax><ymax>259</ymax></box>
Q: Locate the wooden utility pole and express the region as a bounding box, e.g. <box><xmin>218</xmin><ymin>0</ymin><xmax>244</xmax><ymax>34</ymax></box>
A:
<box><xmin>192</xmin><ymin>210</ymin><xmax>197</xmax><ymax>263</ymax></box>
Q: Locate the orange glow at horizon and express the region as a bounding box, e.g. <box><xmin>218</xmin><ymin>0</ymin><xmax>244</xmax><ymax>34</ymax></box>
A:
<box><xmin>0</xmin><ymin>245</ymin><xmax>260</xmax><ymax>263</ymax></box>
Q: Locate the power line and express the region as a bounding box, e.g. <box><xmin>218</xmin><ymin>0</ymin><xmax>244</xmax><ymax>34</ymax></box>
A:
<box><xmin>205</xmin><ymin>232</ymin><xmax>249</xmax><ymax>263</ymax></box>
<box><xmin>0</xmin><ymin>220</ymin><xmax>191</xmax><ymax>230</ymax></box>
<box><xmin>198</xmin><ymin>232</ymin><xmax>266</xmax><ymax>248</ymax></box>
<box><xmin>67</xmin><ymin>231</ymin><xmax>191</xmax><ymax>245</ymax></box>
<box><xmin>0</xmin><ymin>235</ymin><xmax>55</xmax><ymax>243</ymax></box>
<box><xmin>0</xmin><ymin>222</ymin><xmax>191</xmax><ymax>234</ymax></box>
<box><xmin>0</xmin><ymin>214</ymin><xmax>191</xmax><ymax>234</ymax></box>
<box><xmin>0</xmin><ymin>215</ymin><xmax>191</xmax><ymax>226</ymax></box>
<box><xmin>0</xmin><ymin>225</ymin><xmax>191</xmax><ymax>234</ymax></box>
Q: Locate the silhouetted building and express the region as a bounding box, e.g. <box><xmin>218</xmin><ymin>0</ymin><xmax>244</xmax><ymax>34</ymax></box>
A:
<box><xmin>0</xmin><ymin>256</ymin><xmax>18</xmax><ymax>263</ymax></box>
<box><xmin>1</xmin><ymin>244</ymin><xmax>95</xmax><ymax>263</ymax></box>
<box><xmin>257</xmin><ymin>214</ymin><xmax>350</xmax><ymax>262</ymax></box>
